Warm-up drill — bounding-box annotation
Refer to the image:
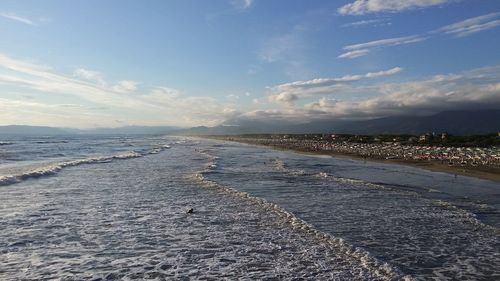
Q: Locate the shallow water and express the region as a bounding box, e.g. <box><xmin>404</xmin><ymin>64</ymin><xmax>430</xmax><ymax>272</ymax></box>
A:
<box><xmin>203</xmin><ymin>140</ymin><xmax>500</xmax><ymax>280</ymax></box>
<box><xmin>0</xmin><ymin>136</ymin><xmax>499</xmax><ymax>280</ymax></box>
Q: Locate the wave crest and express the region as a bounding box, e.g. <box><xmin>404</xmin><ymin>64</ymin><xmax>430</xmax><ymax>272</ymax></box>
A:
<box><xmin>0</xmin><ymin>144</ymin><xmax>172</xmax><ymax>187</ymax></box>
<box><xmin>190</xmin><ymin>151</ymin><xmax>411</xmax><ymax>281</ymax></box>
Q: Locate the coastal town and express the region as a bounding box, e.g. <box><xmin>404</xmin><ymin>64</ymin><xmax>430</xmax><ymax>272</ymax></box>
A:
<box><xmin>212</xmin><ymin>133</ymin><xmax>500</xmax><ymax>168</ymax></box>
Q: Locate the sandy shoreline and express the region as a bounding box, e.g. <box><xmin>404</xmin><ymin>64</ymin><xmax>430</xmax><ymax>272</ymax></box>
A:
<box><xmin>212</xmin><ymin>138</ymin><xmax>500</xmax><ymax>183</ymax></box>
<box><xmin>296</xmin><ymin>147</ymin><xmax>500</xmax><ymax>182</ymax></box>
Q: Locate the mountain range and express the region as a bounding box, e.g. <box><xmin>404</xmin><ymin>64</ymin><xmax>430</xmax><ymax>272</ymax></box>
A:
<box><xmin>174</xmin><ymin>110</ymin><xmax>500</xmax><ymax>136</ymax></box>
<box><xmin>1</xmin><ymin>110</ymin><xmax>499</xmax><ymax>136</ymax></box>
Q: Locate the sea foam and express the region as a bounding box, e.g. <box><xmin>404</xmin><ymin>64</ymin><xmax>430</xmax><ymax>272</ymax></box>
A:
<box><xmin>0</xmin><ymin>144</ymin><xmax>172</xmax><ymax>187</ymax></box>
<box><xmin>191</xmin><ymin>150</ymin><xmax>412</xmax><ymax>281</ymax></box>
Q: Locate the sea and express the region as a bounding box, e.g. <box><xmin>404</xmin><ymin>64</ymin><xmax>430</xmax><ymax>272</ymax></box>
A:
<box><xmin>0</xmin><ymin>135</ymin><xmax>499</xmax><ymax>280</ymax></box>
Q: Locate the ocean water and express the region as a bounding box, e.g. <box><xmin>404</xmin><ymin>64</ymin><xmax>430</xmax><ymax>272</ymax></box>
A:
<box><xmin>0</xmin><ymin>136</ymin><xmax>499</xmax><ymax>280</ymax></box>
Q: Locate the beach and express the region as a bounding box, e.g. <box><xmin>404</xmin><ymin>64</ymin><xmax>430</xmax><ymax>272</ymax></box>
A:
<box><xmin>1</xmin><ymin>135</ymin><xmax>499</xmax><ymax>280</ymax></box>
<box><xmin>209</xmin><ymin>136</ymin><xmax>500</xmax><ymax>182</ymax></box>
<box><xmin>295</xmin><ymin>147</ymin><xmax>500</xmax><ymax>182</ymax></box>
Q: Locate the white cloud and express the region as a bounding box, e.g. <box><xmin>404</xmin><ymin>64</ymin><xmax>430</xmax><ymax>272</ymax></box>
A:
<box><xmin>242</xmin><ymin>0</ymin><xmax>254</xmax><ymax>9</ymax></box>
<box><xmin>73</xmin><ymin>68</ymin><xmax>106</xmax><ymax>86</ymax></box>
<box><xmin>338</xmin><ymin>0</ymin><xmax>451</xmax><ymax>15</ymax></box>
<box><xmin>137</xmin><ymin>87</ymin><xmax>239</xmax><ymax>126</ymax></box>
<box><xmin>273</xmin><ymin>67</ymin><xmax>402</xmax><ymax>89</ymax></box>
<box><xmin>148</xmin><ymin>87</ymin><xmax>180</xmax><ymax>100</ymax></box>
<box><xmin>0</xmin><ymin>53</ymin><xmax>133</xmax><ymax>108</ymax></box>
<box><xmin>337</xmin><ymin>49</ymin><xmax>370</xmax><ymax>59</ymax></box>
<box><xmin>345</xmin><ymin>35</ymin><xmax>426</xmax><ymax>51</ymax></box>
<box><xmin>269</xmin><ymin>67</ymin><xmax>403</xmax><ymax>105</ymax></box>
<box><xmin>269</xmin><ymin>92</ymin><xmax>300</xmax><ymax>106</ymax></box>
<box><xmin>111</xmin><ymin>80</ymin><xmax>139</xmax><ymax>93</ymax></box>
<box><xmin>0</xmin><ymin>12</ymin><xmax>35</xmax><ymax>25</ymax></box>
<box><xmin>0</xmin><ymin>53</ymin><xmax>234</xmax><ymax>127</ymax></box>
<box><xmin>230</xmin><ymin>0</ymin><xmax>254</xmax><ymax>10</ymax></box>
<box><xmin>439</xmin><ymin>12</ymin><xmax>500</xmax><ymax>37</ymax></box>
<box><xmin>338</xmin><ymin>13</ymin><xmax>500</xmax><ymax>60</ymax></box>
<box><xmin>366</xmin><ymin>67</ymin><xmax>403</xmax><ymax>77</ymax></box>
<box><xmin>259</xmin><ymin>65</ymin><xmax>500</xmax><ymax>121</ymax></box>
<box><xmin>339</xmin><ymin>35</ymin><xmax>427</xmax><ymax>59</ymax></box>
<box><xmin>228</xmin><ymin>66</ymin><xmax>500</xmax><ymax>125</ymax></box>
<box><xmin>239</xmin><ymin>109</ymin><xmax>303</xmax><ymax>122</ymax></box>
<box><xmin>0</xmin><ymin>97</ymin><xmax>116</xmax><ymax>128</ymax></box>
<box><xmin>139</xmin><ymin>87</ymin><xmax>181</xmax><ymax>108</ymax></box>
<box><xmin>342</xmin><ymin>18</ymin><xmax>391</xmax><ymax>28</ymax></box>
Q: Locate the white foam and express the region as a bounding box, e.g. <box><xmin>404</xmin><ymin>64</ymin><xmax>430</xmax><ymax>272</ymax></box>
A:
<box><xmin>432</xmin><ymin>200</ymin><xmax>499</xmax><ymax>232</ymax></box>
<box><xmin>269</xmin><ymin>159</ymin><xmax>310</xmax><ymax>176</ymax></box>
<box><xmin>0</xmin><ymin>144</ymin><xmax>173</xmax><ymax>187</ymax></box>
<box><xmin>271</xmin><ymin>158</ymin><xmax>391</xmax><ymax>191</ymax></box>
<box><xmin>191</xmin><ymin>151</ymin><xmax>411</xmax><ymax>280</ymax></box>
<box><xmin>313</xmin><ymin>172</ymin><xmax>498</xmax><ymax>232</ymax></box>
<box><xmin>315</xmin><ymin>172</ymin><xmax>329</xmax><ymax>178</ymax></box>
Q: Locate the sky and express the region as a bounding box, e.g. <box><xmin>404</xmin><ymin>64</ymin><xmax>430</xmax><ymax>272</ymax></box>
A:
<box><xmin>1</xmin><ymin>0</ymin><xmax>500</xmax><ymax>128</ymax></box>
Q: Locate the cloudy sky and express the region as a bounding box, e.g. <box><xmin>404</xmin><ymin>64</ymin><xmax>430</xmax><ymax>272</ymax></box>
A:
<box><xmin>1</xmin><ymin>0</ymin><xmax>500</xmax><ymax>128</ymax></box>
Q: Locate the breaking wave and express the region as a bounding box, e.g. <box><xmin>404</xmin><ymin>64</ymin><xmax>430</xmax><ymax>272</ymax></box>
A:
<box><xmin>0</xmin><ymin>144</ymin><xmax>172</xmax><ymax>187</ymax></box>
<box><xmin>190</xmin><ymin>151</ymin><xmax>412</xmax><ymax>281</ymax></box>
<box><xmin>270</xmin><ymin>157</ymin><xmax>391</xmax><ymax>190</ymax></box>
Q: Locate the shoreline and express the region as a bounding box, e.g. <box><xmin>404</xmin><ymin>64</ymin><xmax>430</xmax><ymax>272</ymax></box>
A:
<box><xmin>295</xmin><ymin>147</ymin><xmax>500</xmax><ymax>182</ymax></box>
<box><xmin>209</xmin><ymin>138</ymin><xmax>500</xmax><ymax>183</ymax></box>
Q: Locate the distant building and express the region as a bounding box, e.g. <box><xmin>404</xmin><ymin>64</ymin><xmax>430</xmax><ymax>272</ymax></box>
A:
<box><xmin>419</xmin><ymin>133</ymin><xmax>431</xmax><ymax>142</ymax></box>
<box><xmin>441</xmin><ymin>132</ymin><xmax>449</xmax><ymax>140</ymax></box>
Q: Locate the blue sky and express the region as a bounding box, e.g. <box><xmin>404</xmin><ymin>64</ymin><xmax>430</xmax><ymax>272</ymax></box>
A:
<box><xmin>1</xmin><ymin>0</ymin><xmax>500</xmax><ymax>128</ymax></box>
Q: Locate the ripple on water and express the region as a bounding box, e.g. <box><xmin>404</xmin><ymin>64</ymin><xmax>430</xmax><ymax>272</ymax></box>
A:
<box><xmin>0</xmin><ymin>146</ymin><xmax>407</xmax><ymax>280</ymax></box>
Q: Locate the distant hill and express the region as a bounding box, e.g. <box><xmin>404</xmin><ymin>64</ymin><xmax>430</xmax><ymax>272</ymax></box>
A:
<box><xmin>175</xmin><ymin>110</ymin><xmax>500</xmax><ymax>136</ymax></box>
<box><xmin>2</xmin><ymin>110</ymin><xmax>499</xmax><ymax>136</ymax></box>
<box><xmin>0</xmin><ymin>125</ymin><xmax>179</xmax><ymax>135</ymax></box>
<box><xmin>79</xmin><ymin>126</ymin><xmax>179</xmax><ymax>135</ymax></box>
<box><xmin>299</xmin><ymin>110</ymin><xmax>500</xmax><ymax>135</ymax></box>
<box><xmin>0</xmin><ymin>125</ymin><xmax>70</xmax><ymax>135</ymax></box>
